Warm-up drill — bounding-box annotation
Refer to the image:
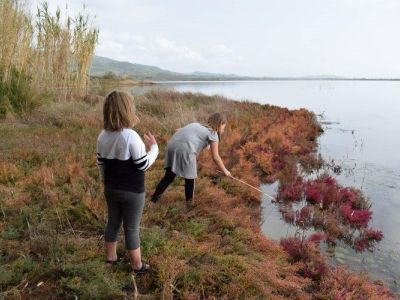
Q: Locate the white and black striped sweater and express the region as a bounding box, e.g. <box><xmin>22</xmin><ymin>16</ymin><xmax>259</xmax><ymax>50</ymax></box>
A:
<box><xmin>97</xmin><ymin>129</ymin><xmax>159</xmax><ymax>193</ymax></box>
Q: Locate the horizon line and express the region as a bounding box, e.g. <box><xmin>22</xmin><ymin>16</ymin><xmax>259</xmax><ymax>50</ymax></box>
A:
<box><xmin>93</xmin><ymin>55</ymin><xmax>400</xmax><ymax>81</ymax></box>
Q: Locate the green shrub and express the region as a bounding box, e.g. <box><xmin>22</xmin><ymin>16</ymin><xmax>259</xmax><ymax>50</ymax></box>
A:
<box><xmin>0</xmin><ymin>257</ymin><xmax>38</xmax><ymax>288</ymax></box>
<box><xmin>0</xmin><ymin>94</ymin><xmax>12</xmax><ymax>118</ymax></box>
<box><xmin>187</xmin><ymin>219</ymin><xmax>209</xmax><ymax>238</ymax></box>
<box><xmin>60</xmin><ymin>260</ymin><xmax>128</xmax><ymax>299</ymax></box>
<box><xmin>140</xmin><ymin>226</ymin><xmax>168</xmax><ymax>257</ymax></box>
<box><xmin>0</xmin><ymin>67</ymin><xmax>51</xmax><ymax>117</ymax></box>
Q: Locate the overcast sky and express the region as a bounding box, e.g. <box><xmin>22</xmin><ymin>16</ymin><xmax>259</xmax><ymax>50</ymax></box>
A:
<box><xmin>31</xmin><ymin>0</ymin><xmax>400</xmax><ymax>77</ymax></box>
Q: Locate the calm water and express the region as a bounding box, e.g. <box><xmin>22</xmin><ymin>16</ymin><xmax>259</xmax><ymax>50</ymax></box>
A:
<box><xmin>130</xmin><ymin>80</ymin><xmax>400</xmax><ymax>294</ymax></box>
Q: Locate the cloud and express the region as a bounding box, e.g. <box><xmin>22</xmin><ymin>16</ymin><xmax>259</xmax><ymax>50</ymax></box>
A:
<box><xmin>29</xmin><ymin>0</ymin><xmax>400</xmax><ymax>77</ymax></box>
<box><xmin>213</xmin><ymin>44</ymin><xmax>234</xmax><ymax>54</ymax></box>
<box><xmin>154</xmin><ymin>38</ymin><xmax>204</xmax><ymax>62</ymax></box>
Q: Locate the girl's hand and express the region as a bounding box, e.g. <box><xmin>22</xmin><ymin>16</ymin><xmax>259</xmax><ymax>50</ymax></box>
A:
<box><xmin>223</xmin><ymin>169</ymin><xmax>232</xmax><ymax>177</ymax></box>
<box><xmin>144</xmin><ymin>132</ymin><xmax>157</xmax><ymax>146</ymax></box>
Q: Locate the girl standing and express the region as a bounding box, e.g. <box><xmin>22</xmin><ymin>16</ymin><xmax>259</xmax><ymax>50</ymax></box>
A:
<box><xmin>97</xmin><ymin>91</ymin><xmax>158</xmax><ymax>274</ymax></box>
<box><xmin>151</xmin><ymin>112</ymin><xmax>231</xmax><ymax>203</ymax></box>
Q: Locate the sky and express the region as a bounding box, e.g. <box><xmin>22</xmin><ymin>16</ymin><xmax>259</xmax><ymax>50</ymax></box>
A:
<box><xmin>31</xmin><ymin>0</ymin><xmax>400</xmax><ymax>78</ymax></box>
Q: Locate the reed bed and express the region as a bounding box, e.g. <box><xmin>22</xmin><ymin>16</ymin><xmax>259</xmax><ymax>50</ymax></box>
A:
<box><xmin>0</xmin><ymin>0</ymin><xmax>98</xmax><ymax>117</ymax></box>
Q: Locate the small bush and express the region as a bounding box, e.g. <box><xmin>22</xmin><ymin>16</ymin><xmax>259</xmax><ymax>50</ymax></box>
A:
<box><xmin>59</xmin><ymin>260</ymin><xmax>127</xmax><ymax>299</ymax></box>
<box><xmin>0</xmin><ymin>256</ymin><xmax>38</xmax><ymax>289</ymax></box>
<box><xmin>0</xmin><ymin>67</ymin><xmax>52</xmax><ymax>117</ymax></box>
<box><xmin>275</xmin><ymin>175</ymin><xmax>383</xmax><ymax>253</ymax></box>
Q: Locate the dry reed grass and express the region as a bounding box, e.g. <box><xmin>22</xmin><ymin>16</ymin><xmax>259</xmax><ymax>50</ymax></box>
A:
<box><xmin>0</xmin><ymin>0</ymin><xmax>98</xmax><ymax>117</ymax></box>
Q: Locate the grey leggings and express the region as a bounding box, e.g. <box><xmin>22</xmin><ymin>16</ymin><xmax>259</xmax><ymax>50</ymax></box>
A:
<box><xmin>104</xmin><ymin>187</ymin><xmax>145</xmax><ymax>250</ymax></box>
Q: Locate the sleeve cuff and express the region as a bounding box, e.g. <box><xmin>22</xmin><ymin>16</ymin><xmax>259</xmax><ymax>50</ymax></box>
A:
<box><xmin>150</xmin><ymin>143</ymin><xmax>159</xmax><ymax>154</ymax></box>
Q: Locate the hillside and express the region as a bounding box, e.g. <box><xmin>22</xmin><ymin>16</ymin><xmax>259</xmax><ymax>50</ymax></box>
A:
<box><xmin>90</xmin><ymin>56</ymin><xmax>242</xmax><ymax>81</ymax></box>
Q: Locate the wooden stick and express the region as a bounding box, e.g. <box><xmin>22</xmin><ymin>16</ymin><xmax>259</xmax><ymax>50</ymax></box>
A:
<box><xmin>130</xmin><ymin>275</ymin><xmax>139</xmax><ymax>299</ymax></box>
<box><xmin>201</xmin><ymin>165</ymin><xmax>276</xmax><ymax>202</ymax></box>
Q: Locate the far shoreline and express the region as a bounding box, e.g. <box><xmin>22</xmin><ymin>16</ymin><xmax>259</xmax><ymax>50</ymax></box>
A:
<box><xmin>152</xmin><ymin>78</ymin><xmax>400</xmax><ymax>83</ymax></box>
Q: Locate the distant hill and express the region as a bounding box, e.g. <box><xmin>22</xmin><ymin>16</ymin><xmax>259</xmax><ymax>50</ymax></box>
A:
<box><xmin>90</xmin><ymin>56</ymin><xmax>241</xmax><ymax>81</ymax></box>
<box><xmin>90</xmin><ymin>56</ymin><xmax>400</xmax><ymax>81</ymax></box>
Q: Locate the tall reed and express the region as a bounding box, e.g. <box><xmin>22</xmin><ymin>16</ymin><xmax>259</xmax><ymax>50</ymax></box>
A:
<box><xmin>0</xmin><ymin>0</ymin><xmax>32</xmax><ymax>83</ymax></box>
<box><xmin>0</xmin><ymin>0</ymin><xmax>98</xmax><ymax>105</ymax></box>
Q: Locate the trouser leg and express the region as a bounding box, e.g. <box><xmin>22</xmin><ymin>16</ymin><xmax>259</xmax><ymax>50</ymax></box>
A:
<box><xmin>122</xmin><ymin>192</ymin><xmax>145</xmax><ymax>250</ymax></box>
<box><xmin>184</xmin><ymin>178</ymin><xmax>195</xmax><ymax>201</ymax></box>
<box><xmin>151</xmin><ymin>168</ymin><xmax>176</xmax><ymax>203</ymax></box>
<box><xmin>104</xmin><ymin>190</ymin><xmax>123</xmax><ymax>243</ymax></box>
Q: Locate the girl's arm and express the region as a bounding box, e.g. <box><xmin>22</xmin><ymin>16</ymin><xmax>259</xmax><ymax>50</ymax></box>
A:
<box><xmin>210</xmin><ymin>141</ymin><xmax>231</xmax><ymax>177</ymax></box>
<box><xmin>96</xmin><ymin>152</ymin><xmax>105</xmax><ymax>182</ymax></box>
<box><xmin>96</xmin><ymin>138</ymin><xmax>105</xmax><ymax>182</ymax></box>
<box><xmin>129</xmin><ymin>131</ymin><xmax>159</xmax><ymax>171</ymax></box>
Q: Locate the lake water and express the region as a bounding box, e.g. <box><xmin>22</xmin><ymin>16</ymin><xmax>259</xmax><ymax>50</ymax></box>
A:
<box><xmin>130</xmin><ymin>80</ymin><xmax>400</xmax><ymax>295</ymax></box>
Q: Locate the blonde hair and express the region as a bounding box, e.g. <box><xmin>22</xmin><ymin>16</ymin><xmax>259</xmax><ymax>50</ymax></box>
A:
<box><xmin>103</xmin><ymin>91</ymin><xmax>137</xmax><ymax>131</ymax></box>
<box><xmin>207</xmin><ymin>112</ymin><xmax>227</xmax><ymax>135</ymax></box>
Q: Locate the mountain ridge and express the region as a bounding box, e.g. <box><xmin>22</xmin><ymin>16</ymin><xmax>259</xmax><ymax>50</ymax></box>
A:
<box><xmin>90</xmin><ymin>55</ymin><xmax>399</xmax><ymax>81</ymax></box>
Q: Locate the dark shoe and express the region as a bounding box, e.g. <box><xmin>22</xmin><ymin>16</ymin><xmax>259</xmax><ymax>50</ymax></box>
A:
<box><xmin>133</xmin><ymin>262</ymin><xmax>150</xmax><ymax>275</ymax></box>
<box><xmin>106</xmin><ymin>256</ymin><xmax>124</xmax><ymax>267</ymax></box>
<box><xmin>150</xmin><ymin>194</ymin><xmax>159</xmax><ymax>203</ymax></box>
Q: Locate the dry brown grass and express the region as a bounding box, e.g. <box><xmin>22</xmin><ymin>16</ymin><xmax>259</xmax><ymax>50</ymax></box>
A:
<box><xmin>0</xmin><ymin>90</ymin><xmax>394</xmax><ymax>299</ymax></box>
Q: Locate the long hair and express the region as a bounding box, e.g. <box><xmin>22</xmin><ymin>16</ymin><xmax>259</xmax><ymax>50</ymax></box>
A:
<box><xmin>103</xmin><ymin>91</ymin><xmax>138</xmax><ymax>131</ymax></box>
<box><xmin>207</xmin><ymin>112</ymin><xmax>227</xmax><ymax>140</ymax></box>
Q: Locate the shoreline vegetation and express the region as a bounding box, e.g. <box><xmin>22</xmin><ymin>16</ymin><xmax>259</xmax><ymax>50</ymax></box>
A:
<box><xmin>90</xmin><ymin>73</ymin><xmax>155</xmax><ymax>93</ymax></box>
<box><xmin>0</xmin><ymin>89</ymin><xmax>394</xmax><ymax>299</ymax></box>
<box><xmin>0</xmin><ymin>0</ymin><xmax>395</xmax><ymax>298</ymax></box>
